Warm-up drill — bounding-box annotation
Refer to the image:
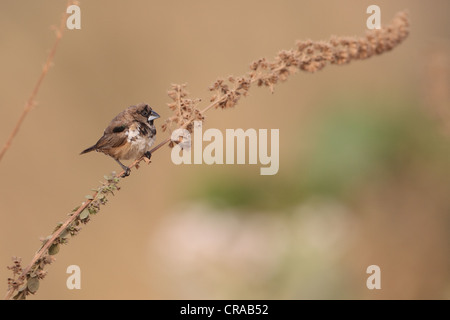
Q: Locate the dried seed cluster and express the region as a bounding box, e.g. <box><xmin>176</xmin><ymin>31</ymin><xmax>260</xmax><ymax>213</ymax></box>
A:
<box><xmin>162</xmin><ymin>84</ymin><xmax>204</xmax><ymax>136</ymax></box>
<box><xmin>163</xmin><ymin>11</ymin><xmax>409</xmax><ymax>139</ymax></box>
<box><xmin>248</xmin><ymin>11</ymin><xmax>409</xmax><ymax>93</ymax></box>
<box><xmin>209</xmin><ymin>76</ymin><xmax>252</xmax><ymax>109</ymax></box>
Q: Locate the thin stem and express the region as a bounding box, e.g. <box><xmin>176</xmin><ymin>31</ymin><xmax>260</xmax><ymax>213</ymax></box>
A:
<box><xmin>4</xmin><ymin>194</ymin><xmax>96</xmax><ymax>300</ymax></box>
<box><xmin>0</xmin><ymin>1</ymin><xmax>74</xmax><ymax>163</ymax></box>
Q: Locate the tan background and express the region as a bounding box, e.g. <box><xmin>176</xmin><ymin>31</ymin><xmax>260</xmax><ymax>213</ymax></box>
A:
<box><xmin>1</xmin><ymin>0</ymin><xmax>450</xmax><ymax>299</ymax></box>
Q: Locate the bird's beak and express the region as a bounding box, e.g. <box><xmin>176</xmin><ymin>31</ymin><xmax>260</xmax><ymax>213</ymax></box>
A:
<box><xmin>148</xmin><ymin>110</ymin><xmax>160</xmax><ymax>121</ymax></box>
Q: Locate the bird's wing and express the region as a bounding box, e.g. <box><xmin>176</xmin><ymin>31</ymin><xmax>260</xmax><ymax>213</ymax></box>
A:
<box><xmin>94</xmin><ymin>121</ymin><xmax>129</xmax><ymax>150</ymax></box>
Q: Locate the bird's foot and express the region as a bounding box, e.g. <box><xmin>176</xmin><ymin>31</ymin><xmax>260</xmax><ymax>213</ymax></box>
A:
<box><xmin>144</xmin><ymin>151</ymin><xmax>152</xmax><ymax>160</ymax></box>
<box><xmin>115</xmin><ymin>159</ymin><xmax>131</xmax><ymax>178</ymax></box>
<box><xmin>121</xmin><ymin>167</ymin><xmax>131</xmax><ymax>178</ymax></box>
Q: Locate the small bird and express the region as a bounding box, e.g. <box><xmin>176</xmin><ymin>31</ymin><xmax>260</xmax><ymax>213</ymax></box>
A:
<box><xmin>81</xmin><ymin>103</ymin><xmax>160</xmax><ymax>177</ymax></box>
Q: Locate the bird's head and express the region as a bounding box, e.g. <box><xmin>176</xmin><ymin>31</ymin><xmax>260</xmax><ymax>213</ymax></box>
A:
<box><xmin>132</xmin><ymin>103</ymin><xmax>160</xmax><ymax>125</ymax></box>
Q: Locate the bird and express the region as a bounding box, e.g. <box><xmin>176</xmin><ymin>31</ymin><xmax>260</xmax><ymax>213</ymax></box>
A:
<box><xmin>80</xmin><ymin>103</ymin><xmax>160</xmax><ymax>177</ymax></box>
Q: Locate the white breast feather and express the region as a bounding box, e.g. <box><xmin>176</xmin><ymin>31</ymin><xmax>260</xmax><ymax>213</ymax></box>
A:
<box><xmin>126</xmin><ymin>127</ymin><xmax>140</xmax><ymax>142</ymax></box>
<box><xmin>123</xmin><ymin>124</ymin><xmax>155</xmax><ymax>160</ymax></box>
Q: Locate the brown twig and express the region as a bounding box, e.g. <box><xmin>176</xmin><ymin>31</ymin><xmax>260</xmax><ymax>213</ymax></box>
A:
<box><xmin>0</xmin><ymin>0</ymin><xmax>75</xmax><ymax>163</ymax></box>
<box><xmin>4</xmin><ymin>193</ymin><xmax>96</xmax><ymax>300</ymax></box>
<box><xmin>5</xmin><ymin>11</ymin><xmax>409</xmax><ymax>299</ymax></box>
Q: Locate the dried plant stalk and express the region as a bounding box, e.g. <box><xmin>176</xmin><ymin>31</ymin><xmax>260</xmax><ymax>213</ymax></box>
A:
<box><xmin>0</xmin><ymin>0</ymin><xmax>77</xmax><ymax>163</ymax></box>
<box><xmin>161</xmin><ymin>11</ymin><xmax>409</xmax><ymax>136</ymax></box>
<box><xmin>4</xmin><ymin>11</ymin><xmax>409</xmax><ymax>300</ymax></box>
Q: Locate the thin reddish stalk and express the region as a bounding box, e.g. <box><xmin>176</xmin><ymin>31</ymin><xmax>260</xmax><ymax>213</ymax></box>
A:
<box><xmin>0</xmin><ymin>1</ymin><xmax>74</xmax><ymax>162</ymax></box>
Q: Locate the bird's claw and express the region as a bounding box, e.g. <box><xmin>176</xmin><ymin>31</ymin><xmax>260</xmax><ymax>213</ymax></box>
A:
<box><xmin>144</xmin><ymin>151</ymin><xmax>152</xmax><ymax>160</ymax></box>
<box><xmin>121</xmin><ymin>167</ymin><xmax>131</xmax><ymax>178</ymax></box>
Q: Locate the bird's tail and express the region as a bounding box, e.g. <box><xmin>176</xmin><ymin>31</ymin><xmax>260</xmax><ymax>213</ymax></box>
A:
<box><xmin>80</xmin><ymin>145</ymin><xmax>97</xmax><ymax>155</ymax></box>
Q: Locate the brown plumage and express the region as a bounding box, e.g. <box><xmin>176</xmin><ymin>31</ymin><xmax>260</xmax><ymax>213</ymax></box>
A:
<box><xmin>81</xmin><ymin>103</ymin><xmax>160</xmax><ymax>176</ymax></box>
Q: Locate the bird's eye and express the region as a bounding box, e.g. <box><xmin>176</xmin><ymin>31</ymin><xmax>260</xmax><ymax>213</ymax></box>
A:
<box><xmin>140</xmin><ymin>106</ymin><xmax>149</xmax><ymax>117</ymax></box>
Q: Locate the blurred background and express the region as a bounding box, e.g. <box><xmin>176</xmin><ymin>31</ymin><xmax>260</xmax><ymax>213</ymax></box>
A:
<box><xmin>1</xmin><ymin>0</ymin><xmax>450</xmax><ymax>299</ymax></box>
